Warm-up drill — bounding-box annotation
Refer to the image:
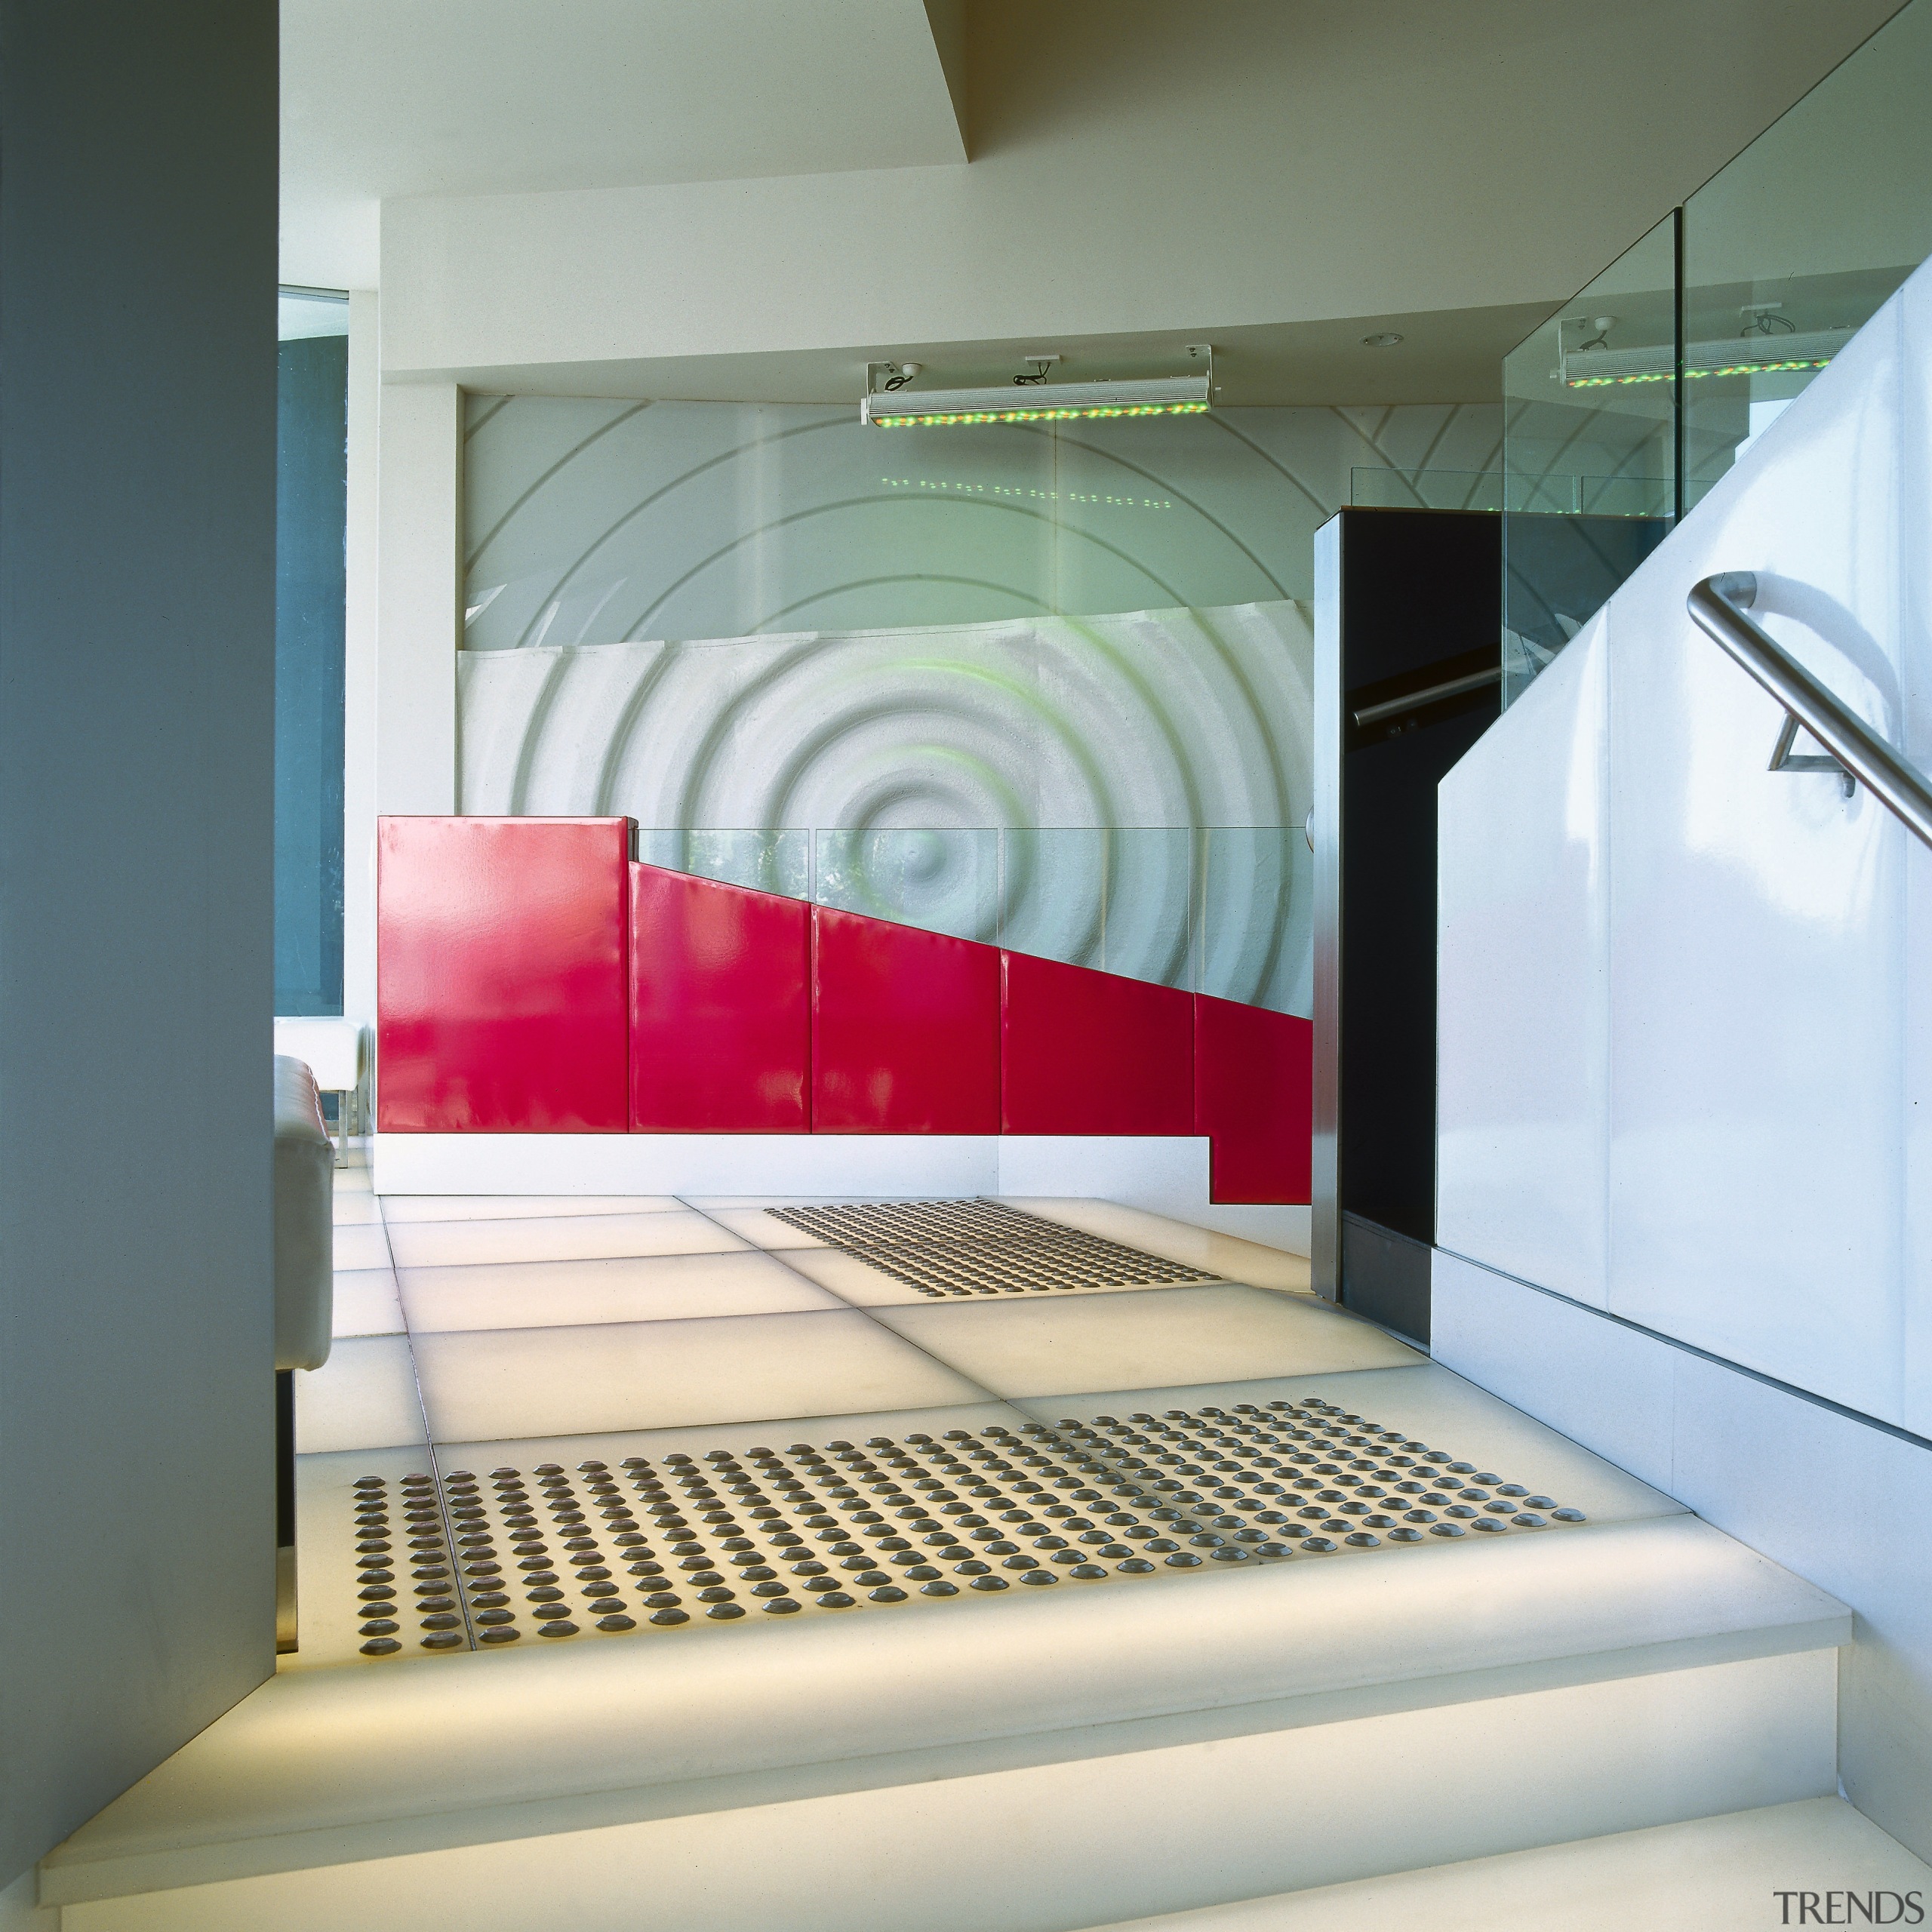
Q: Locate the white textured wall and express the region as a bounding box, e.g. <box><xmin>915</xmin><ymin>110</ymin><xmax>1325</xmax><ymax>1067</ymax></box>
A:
<box><xmin>459</xmin><ymin>601</ymin><xmax>1313</xmax><ymax>1011</ymax></box>
<box><xmin>376</xmin><ymin>383</ymin><xmax>462</xmax><ymax>818</ymax></box>
<box><xmin>1438</xmin><ymin>252</ymin><xmax>1932</xmax><ymax>1434</ymax></box>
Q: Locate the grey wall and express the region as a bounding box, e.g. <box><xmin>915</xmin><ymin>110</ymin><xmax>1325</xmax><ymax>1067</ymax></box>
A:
<box><xmin>0</xmin><ymin>0</ymin><xmax>278</xmax><ymax>1886</ymax></box>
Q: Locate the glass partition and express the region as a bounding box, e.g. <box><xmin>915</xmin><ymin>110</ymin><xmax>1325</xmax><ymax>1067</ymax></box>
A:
<box><xmin>812</xmin><ymin>829</ymin><xmax>1001</xmax><ymax>946</ymax></box>
<box><xmin>1000</xmin><ymin>827</ymin><xmax>1196</xmax><ymax>989</ymax></box>
<box><xmin>632</xmin><ymin>825</ymin><xmax>1311</xmax><ymax>1019</ymax></box>
<box><xmin>1349</xmin><ymin>469</ymin><xmax>1502</xmax><ymax>512</ymax></box>
<box><xmin>1681</xmin><ymin>0</ymin><xmax>1932</xmax><ymax>510</ymax></box>
<box><xmin>1193</xmin><ymin>826</ymin><xmax>1310</xmax><ymax>1017</ymax></box>
<box><xmin>635</xmin><ymin>826</ymin><xmax>811</xmax><ymax>900</ymax></box>
<box><xmin>1498</xmin><ymin>0</ymin><xmax>1932</xmax><ymax>703</ymax></box>
<box><xmin>1500</xmin><ymin>214</ymin><xmax>1677</xmax><ymax>706</ymax></box>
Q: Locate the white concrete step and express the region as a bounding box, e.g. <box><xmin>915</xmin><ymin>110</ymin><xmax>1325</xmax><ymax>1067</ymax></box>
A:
<box><xmin>46</xmin><ymin>1507</ymin><xmax>1847</xmax><ymax>1931</ymax></box>
<box><xmin>1084</xmin><ymin>1798</ymin><xmax>1932</xmax><ymax>1930</ymax></box>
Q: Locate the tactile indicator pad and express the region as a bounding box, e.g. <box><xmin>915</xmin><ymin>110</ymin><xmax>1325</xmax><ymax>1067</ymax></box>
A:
<box><xmin>343</xmin><ymin>1396</ymin><xmax>1587</xmax><ymax>1658</ymax></box>
<box><xmin>766</xmin><ymin>1197</ymin><xmax>1220</xmax><ymax>1297</ymax></box>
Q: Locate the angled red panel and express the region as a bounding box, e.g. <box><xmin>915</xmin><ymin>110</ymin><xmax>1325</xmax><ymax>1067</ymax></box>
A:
<box><xmin>1194</xmin><ymin>995</ymin><xmax>1313</xmax><ymax>1204</ymax></box>
<box><xmin>629</xmin><ymin>864</ymin><xmax>810</xmax><ymax>1132</ymax></box>
<box><xmin>1000</xmin><ymin>952</ymin><xmax>1194</xmax><ymax>1135</ymax></box>
<box><xmin>812</xmin><ymin>908</ymin><xmax>1001</xmax><ymax>1134</ymax></box>
<box><xmin>377</xmin><ymin>817</ymin><xmax>630</xmax><ymax>1132</ymax></box>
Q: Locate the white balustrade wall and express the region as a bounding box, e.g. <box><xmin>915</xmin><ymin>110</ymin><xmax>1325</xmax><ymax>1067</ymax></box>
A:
<box><xmin>1435</xmin><ymin>253</ymin><xmax>1932</xmax><ymax>1857</ymax></box>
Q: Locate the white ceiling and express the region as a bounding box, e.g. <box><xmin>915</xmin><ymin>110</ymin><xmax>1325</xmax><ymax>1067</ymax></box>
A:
<box><xmin>280</xmin><ymin>0</ymin><xmax>965</xmax><ymax>288</ymax></box>
<box><xmin>284</xmin><ymin>0</ymin><xmax>1906</xmax><ymax>400</ymax></box>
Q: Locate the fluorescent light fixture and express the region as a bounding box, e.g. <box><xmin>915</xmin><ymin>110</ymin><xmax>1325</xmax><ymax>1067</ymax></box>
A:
<box><xmin>1558</xmin><ymin>328</ymin><xmax>1847</xmax><ymax>388</ymax></box>
<box><xmin>861</xmin><ymin>372</ymin><xmax>1211</xmax><ymax>428</ymax></box>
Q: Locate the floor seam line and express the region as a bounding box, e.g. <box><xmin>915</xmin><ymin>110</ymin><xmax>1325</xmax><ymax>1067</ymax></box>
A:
<box><xmin>673</xmin><ymin>1193</ymin><xmax>1013</xmax><ymax>1414</ymax></box>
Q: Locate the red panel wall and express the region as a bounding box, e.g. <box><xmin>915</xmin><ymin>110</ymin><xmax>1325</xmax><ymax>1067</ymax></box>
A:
<box><xmin>629</xmin><ymin>863</ymin><xmax>810</xmax><ymax>1132</ymax></box>
<box><xmin>1000</xmin><ymin>951</ymin><xmax>1194</xmax><ymax>1135</ymax></box>
<box><xmin>812</xmin><ymin>908</ymin><xmax>1001</xmax><ymax>1134</ymax></box>
<box><xmin>1194</xmin><ymin>994</ymin><xmax>1313</xmax><ymax>1204</ymax></box>
<box><xmin>377</xmin><ymin>817</ymin><xmax>631</xmax><ymax>1132</ymax></box>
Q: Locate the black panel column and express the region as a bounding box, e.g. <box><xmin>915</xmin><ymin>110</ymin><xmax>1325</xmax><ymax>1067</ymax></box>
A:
<box><xmin>1312</xmin><ymin>509</ymin><xmax>1501</xmax><ymax>1343</ymax></box>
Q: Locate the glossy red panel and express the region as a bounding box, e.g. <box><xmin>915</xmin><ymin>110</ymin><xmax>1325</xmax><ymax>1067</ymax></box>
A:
<box><xmin>1194</xmin><ymin>995</ymin><xmax>1313</xmax><ymax>1204</ymax></box>
<box><xmin>629</xmin><ymin>864</ymin><xmax>810</xmax><ymax>1132</ymax></box>
<box><xmin>377</xmin><ymin>817</ymin><xmax>630</xmax><ymax>1132</ymax></box>
<box><xmin>812</xmin><ymin>908</ymin><xmax>1001</xmax><ymax>1134</ymax></box>
<box><xmin>1000</xmin><ymin>952</ymin><xmax>1194</xmax><ymax>1136</ymax></box>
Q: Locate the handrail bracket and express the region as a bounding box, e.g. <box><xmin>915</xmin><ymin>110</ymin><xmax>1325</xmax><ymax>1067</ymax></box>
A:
<box><xmin>1687</xmin><ymin>573</ymin><xmax>1932</xmax><ymax>848</ymax></box>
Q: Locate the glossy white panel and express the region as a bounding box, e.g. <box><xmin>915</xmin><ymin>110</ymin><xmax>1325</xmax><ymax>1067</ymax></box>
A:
<box><xmin>1437</xmin><ymin>614</ymin><xmax>1609</xmax><ymax>1305</ymax></box>
<box><xmin>1429</xmin><ymin>1249</ymin><xmax>1673</xmax><ymax>1494</ymax></box>
<box><xmin>1604</xmin><ymin>272</ymin><xmax>1910</xmax><ymax>1423</ymax></box>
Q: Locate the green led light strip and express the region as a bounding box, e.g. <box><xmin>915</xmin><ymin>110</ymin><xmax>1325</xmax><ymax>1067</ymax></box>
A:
<box><xmin>872</xmin><ymin>401</ymin><xmax>1211</xmax><ymax>427</ymax></box>
<box><xmin>1567</xmin><ymin>357</ymin><xmax>1833</xmax><ymax>389</ymax></box>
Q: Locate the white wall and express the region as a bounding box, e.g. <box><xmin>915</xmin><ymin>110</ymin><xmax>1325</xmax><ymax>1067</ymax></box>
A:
<box><xmin>1435</xmin><ymin>254</ymin><xmax>1932</xmax><ymax>1854</ymax></box>
<box><xmin>374</xmin><ymin>383</ymin><xmax>462</xmax><ymax>818</ymax></box>
<box><xmin>0</xmin><ymin>0</ymin><xmax>278</xmax><ymax>1886</ymax></box>
<box><xmin>1439</xmin><ymin>253</ymin><xmax>1931</xmax><ymax>1435</ymax></box>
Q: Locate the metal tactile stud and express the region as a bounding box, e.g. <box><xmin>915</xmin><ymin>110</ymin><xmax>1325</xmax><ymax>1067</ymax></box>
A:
<box><xmin>350</xmin><ymin>1406</ymin><xmax>1586</xmax><ymax>1661</ymax></box>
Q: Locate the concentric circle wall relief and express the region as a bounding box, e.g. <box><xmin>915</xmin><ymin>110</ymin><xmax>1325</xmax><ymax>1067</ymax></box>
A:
<box><xmin>456</xmin><ymin>393</ymin><xmax>1506</xmax><ymax>1012</ymax></box>
<box><xmin>458</xmin><ymin>601</ymin><xmax>1314</xmax><ymax>1004</ymax></box>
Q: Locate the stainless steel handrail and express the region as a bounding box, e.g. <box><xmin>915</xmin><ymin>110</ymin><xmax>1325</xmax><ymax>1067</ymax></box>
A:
<box><xmin>1352</xmin><ymin>665</ymin><xmax>1501</xmax><ymax>729</ymax></box>
<box><xmin>1687</xmin><ymin>573</ymin><xmax>1932</xmax><ymax>851</ymax></box>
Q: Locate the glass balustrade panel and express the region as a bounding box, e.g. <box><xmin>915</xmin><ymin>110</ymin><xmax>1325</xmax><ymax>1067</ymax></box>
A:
<box><xmin>1681</xmin><ymin>0</ymin><xmax>1932</xmax><ymax>511</ymax></box>
<box><xmin>1500</xmin><ymin>212</ymin><xmax>1677</xmax><ymax>706</ymax></box>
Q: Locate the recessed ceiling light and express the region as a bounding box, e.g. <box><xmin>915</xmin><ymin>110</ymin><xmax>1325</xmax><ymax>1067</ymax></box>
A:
<box><xmin>1362</xmin><ymin>332</ymin><xmax>1404</xmax><ymax>349</ymax></box>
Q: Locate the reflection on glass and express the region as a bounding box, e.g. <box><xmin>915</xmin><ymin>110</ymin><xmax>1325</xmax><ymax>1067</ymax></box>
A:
<box><xmin>1500</xmin><ymin>212</ymin><xmax>1678</xmax><ymax>706</ymax></box>
<box><xmin>627</xmin><ymin>824</ymin><xmax>1313</xmax><ymax>1020</ymax></box>
<box><xmin>813</xmin><ymin>829</ymin><xmax>1001</xmax><ymax>944</ymax></box>
<box><xmin>1681</xmin><ymin>0</ymin><xmax>1932</xmax><ymax>509</ymax></box>
<box><xmin>1000</xmin><ymin>828</ymin><xmax>1195</xmax><ymax>990</ymax></box>
<box><xmin>1499</xmin><ymin>0</ymin><xmax>1932</xmax><ymax>704</ymax></box>
<box><xmin>1194</xmin><ymin>826</ymin><xmax>1310</xmax><ymax>1017</ymax></box>
<box><xmin>635</xmin><ymin>828</ymin><xmax>810</xmax><ymax>899</ymax></box>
